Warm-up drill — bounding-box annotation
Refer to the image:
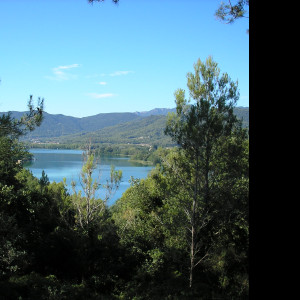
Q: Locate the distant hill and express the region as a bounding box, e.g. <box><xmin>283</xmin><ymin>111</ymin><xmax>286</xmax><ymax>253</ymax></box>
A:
<box><xmin>1</xmin><ymin>107</ymin><xmax>248</xmax><ymax>143</ymax></box>
<box><xmin>4</xmin><ymin>111</ymin><xmax>142</xmax><ymax>139</ymax></box>
<box><xmin>233</xmin><ymin>107</ymin><xmax>249</xmax><ymax>128</ymax></box>
<box><xmin>53</xmin><ymin>107</ymin><xmax>248</xmax><ymax>147</ymax></box>
<box><xmin>52</xmin><ymin>115</ymin><xmax>174</xmax><ymax>147</ymax></box>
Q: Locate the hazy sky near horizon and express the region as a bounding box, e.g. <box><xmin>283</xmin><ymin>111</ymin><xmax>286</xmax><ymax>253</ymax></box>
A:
<box><xmin>0</xmin><ymin>0</ymin><xmax>249</xmax><ymax>118</ymax></box>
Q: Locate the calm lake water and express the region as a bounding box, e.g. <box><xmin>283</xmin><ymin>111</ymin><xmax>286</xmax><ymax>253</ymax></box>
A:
<box><xmin>27</xmin><ymin>149</ymin><xmax>153</xmax><ymax>205</ymax></box>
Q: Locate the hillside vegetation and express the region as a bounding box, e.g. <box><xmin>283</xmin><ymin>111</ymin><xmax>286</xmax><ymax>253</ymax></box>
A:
<box><xmin>3</xmin><ymin>107</ymin><xmax>248</xmax><ymax>147</ymax></box>
<box><xmin>52</xmin><ymin>115</ymin><xmax>174</xmax><ymax>147</ymax></box>
<box><xmin>6</xmin><ymin>111</ymin><xmax>142</xmax><ymax>139</ymax></box>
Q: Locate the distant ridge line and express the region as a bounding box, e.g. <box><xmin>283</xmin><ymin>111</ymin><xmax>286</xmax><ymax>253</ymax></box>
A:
<box><xmin>1</xmin><ymin>107</ymin><xmax>249</xmax><ymax>141</ymax></box>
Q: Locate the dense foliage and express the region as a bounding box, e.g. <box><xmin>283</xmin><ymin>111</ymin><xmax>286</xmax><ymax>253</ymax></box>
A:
<box><xmin>0</xmin><ymin>59</ymin><xmax>248</xmax><ymax>299</ymax></box>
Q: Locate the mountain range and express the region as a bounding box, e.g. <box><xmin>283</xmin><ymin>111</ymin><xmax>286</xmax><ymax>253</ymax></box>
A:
<box><xmin>1</xmin><ymin>107</ymin><xmax>248</xmax><ymax>146</ymax></box>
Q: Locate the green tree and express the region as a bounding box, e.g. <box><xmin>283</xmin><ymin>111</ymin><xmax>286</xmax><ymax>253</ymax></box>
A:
<box><xmin>71</xmin><ymin>144</ymin><xmax>122</xmax><ymax>233</ymax></box>
<box><xmin>0</xmin><ymin>96</ymin><xmax>44</xmax><ymax>186</ymax></box>
<box><xmin>207</xmin><ymin>126</ymin><xmax>249</xmax><ymax>297</ymax></box>
<box><xmin>111</xmin><ymin>171</ymin><xmax>180</xmax><ymax>298</ymax></box>
<box><xmin>0</xmin><ymin>95</ymin><xmax>44</xmax><ymax>139</ymax></box>
<box><xmin>165</xmin><ymin>56</ymin><xmax>241</xmax><ymax>289</ymax></box>
<box><xmin>215</xmin><ymin>0</ymin><xmax>249</xmax><ymax>24</ymax></box>
<box><xmin>38</xmin><ymin>170</ymin><xmax>49</xmax><ymax>194</ymax></box>
<box><xmin>0</xmin><ymin>97</ymin><xmax>44</xmax><ymax>269</ymax></box>
<box><xmin>112</xmin><ymin>138</ymin><xmax>248</xmax><ymax>298</ymax></box>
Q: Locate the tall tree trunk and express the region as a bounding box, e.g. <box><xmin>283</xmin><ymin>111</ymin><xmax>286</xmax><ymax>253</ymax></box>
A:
<box><xmin>189</xmin><ymin>207</ymin><xmax>195</xmax><ymax>288</ymax></box>
<box><xmin>189</xmin><ymin>154</ymin><xmax>199</xmax><ymax>288</ymax></box>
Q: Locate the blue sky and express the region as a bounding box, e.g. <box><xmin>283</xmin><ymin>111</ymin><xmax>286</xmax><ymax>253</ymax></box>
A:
<box><xmin>0</xmin><ymin>0</ymin><xmax>249</xmax><ymax>118</ymax></box>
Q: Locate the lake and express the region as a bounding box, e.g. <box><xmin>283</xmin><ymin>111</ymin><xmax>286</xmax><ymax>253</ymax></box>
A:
<box><xmin>27</xmin><ymin>149</ymin><xmax>154</xmax><ymax>205</ymax></box>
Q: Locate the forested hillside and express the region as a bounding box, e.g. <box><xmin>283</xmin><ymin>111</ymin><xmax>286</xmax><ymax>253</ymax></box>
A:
<box><xmin>51</xmin><ymin>115</ymin><xmax>174</xmax><ymax>147</ymax></box>
<box><xmin>2</xmin><ymin>107</ymin><xmax>248</xmax><ymax>145</ymax></box>
<box><xmin>4</xmin><ymin>111</ymin><xmax>142</xmax><ymax>139</ymax></box>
